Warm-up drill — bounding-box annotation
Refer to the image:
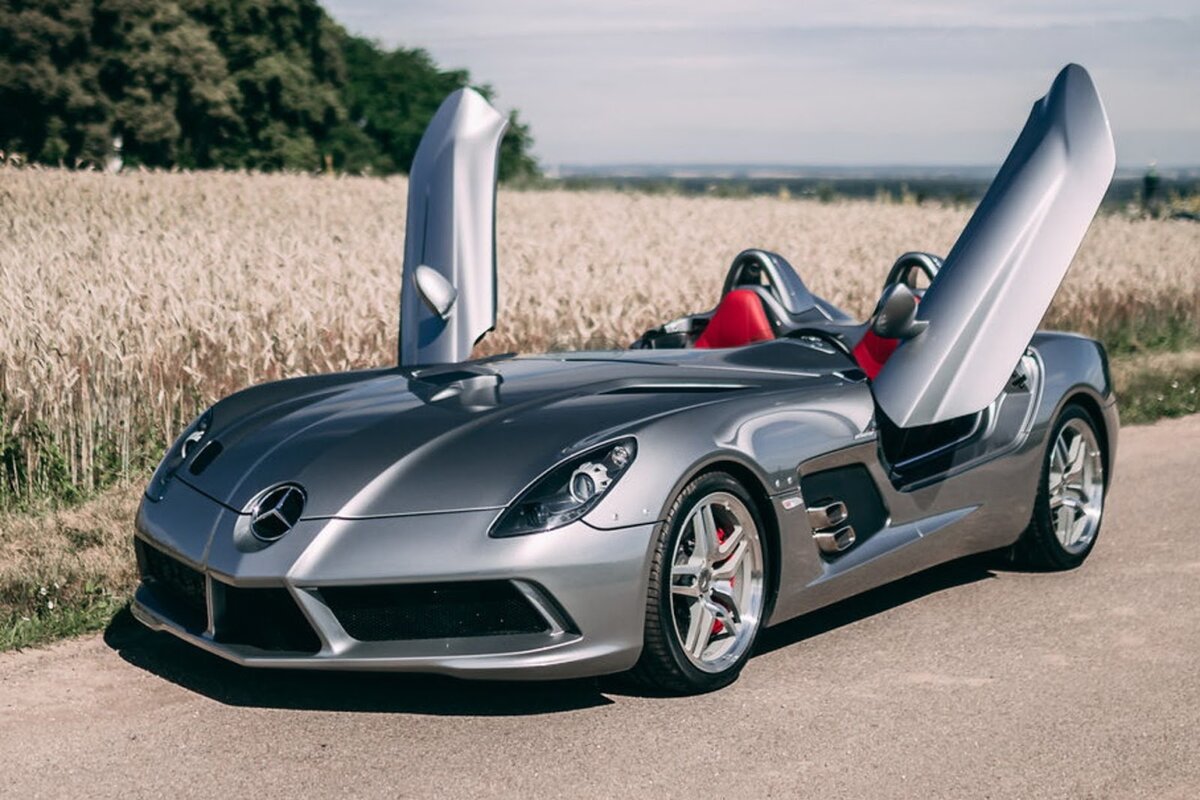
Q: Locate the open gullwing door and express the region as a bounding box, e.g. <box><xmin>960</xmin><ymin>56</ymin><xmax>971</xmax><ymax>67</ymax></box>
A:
<box><xmin>872</xmin><ymin>64</ymin><xmax>1115</xmax><ymax>428</ymax></box>
<box><xmin>399</xmin><ymin>88</ymin><xmax>508</xmax><ymax>366</ymax></box>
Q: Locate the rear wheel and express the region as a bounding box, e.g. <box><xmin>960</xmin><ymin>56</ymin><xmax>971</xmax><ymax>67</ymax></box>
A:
<box><xmin>628</xmin><ymin>472</ymin><xmax>768</xmax><ymax>694</ymax></box>
<box><xmin>1014</xmin><ymin>404</ymin><xmax>1107</xmax><ymax>570</ymax></box>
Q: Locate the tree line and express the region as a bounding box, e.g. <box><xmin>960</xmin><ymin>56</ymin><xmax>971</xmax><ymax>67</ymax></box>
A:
<box><xmin>0</xmin><ymin>0</ymin><xmax>538</xmax><ymax>179</ymax></box>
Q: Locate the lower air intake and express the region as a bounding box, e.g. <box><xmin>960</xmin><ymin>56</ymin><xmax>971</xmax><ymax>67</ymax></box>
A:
<box><xmin>213</xmin><ymin>585</ymin><xmax>322</xmax><ymax>654</ymax></box>
<box><xmin>321</xmin><ymin>581</ymin><xmax>551</xmax><ymax>642</ymax></box>
<box><xmin>135</xmin><ymin>538</ymin><xmax>207</xmax><ymax>633</ymax></box>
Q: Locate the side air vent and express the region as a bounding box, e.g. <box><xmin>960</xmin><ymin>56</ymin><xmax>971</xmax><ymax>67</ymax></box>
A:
<box><xmin>800</xmin><ymin>464</ymin><xmax>889</xmax><ymax>558</ymax></box>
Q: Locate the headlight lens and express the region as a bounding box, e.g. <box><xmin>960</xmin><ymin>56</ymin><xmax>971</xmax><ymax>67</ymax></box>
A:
<box><xmin>490</xmin><ymin>438</ymin><xmax>637</xmax><ymax>537</ymax></box>
<box><xmin>145</xmin><ymin>408</ymin><xmax>213</xmax><ymax>501</ymax></box>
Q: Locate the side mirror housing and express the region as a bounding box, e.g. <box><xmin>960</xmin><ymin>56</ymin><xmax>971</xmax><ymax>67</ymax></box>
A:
<box><xmin>414</xmin><ymin>264</ymin><xmax>458</xmax><ymax>320</ymax></box>
<box><xmin>871</xmin><ymin>283</ymin><xmax>929</xmax><ymax>340</ymax></box>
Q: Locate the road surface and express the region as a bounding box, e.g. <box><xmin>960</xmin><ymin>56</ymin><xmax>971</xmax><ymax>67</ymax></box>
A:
<box><xmin>3</xmin><ymin>415</ymin><xmax>1198</xmax><ymax>799</ymax></box>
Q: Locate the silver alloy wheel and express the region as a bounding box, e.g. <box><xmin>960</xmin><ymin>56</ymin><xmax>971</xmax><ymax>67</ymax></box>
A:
<box><xmin>669</xmin><ymin>491</ymin><xmax>765</xmax><ymax>673</ymax></box>
<box><xmin>1048</xmin><ymin>418</ymin><xmax>1105</xmax><ymax>554</ymax></box>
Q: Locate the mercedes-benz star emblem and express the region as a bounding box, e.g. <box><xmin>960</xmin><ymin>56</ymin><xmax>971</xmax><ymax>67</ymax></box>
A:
<box><xmin>249</xmin><ymin>483</ymin><xmax>306</xmax><ymax>541</ymax></box>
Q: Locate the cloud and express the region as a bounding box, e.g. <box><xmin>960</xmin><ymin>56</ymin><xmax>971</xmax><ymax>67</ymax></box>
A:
<box><xmin>324</xmin><ymin>1</ymin><xmax>1200</xmax><ymax>166</ymax></box>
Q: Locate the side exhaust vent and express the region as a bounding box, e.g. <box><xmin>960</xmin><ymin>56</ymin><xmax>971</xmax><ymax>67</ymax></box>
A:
<box><xmin>813</xmin><ymin>524</ymin><xmax>857</xmax><ymax>554</ymax></box>
<box><xmin>808</xmin><ymin>499</ymin><xmax>856</xmax><ymax>554</ymax></box>
<box><xmin>806</xmin><ymin>500</ymin><xmax>847</xmax><ymax>531</ymax></box>
<box><xmin>798</xmin><ymin>463</ymin><xmax>889</xmax><ymax>558</ymax></box>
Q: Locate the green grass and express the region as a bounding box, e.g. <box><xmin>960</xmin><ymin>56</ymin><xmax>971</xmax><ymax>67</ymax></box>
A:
<box><xmin>0</xmin><ymin>402</ymin><xmax>167</xmax><ymax>515</ymax></box>
<box><xmin>0</xmin><ymin>482</ymin><xmax>139</xmax><ymax>653</ymax></box>
<box><xmin>1094</xmin><ymin>315</ymin><xmax>1200</xmax><ymax>357</ymax></box>
<box><xmin>0</xmin><ymin>594</ymin><xmax>129</xmax><ymax>651</ymax></box>
<box><xmin>1111</xmin><ymin>351</ymin><xmax>1200</xmax><ymax>424</ymax></box>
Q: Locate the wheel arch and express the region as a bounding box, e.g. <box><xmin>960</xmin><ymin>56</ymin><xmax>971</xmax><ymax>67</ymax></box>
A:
<box><xmin>1059</xmin><ymin>390</ymin><xmax>1112</xmax><ymax>484</ymax></box>
<box><xmin>1030</xmin><ymin>331</ymin><xmax>1118</xmax><ymax>486</ymax></box>
<box><xmin>685</xmin><ymin>459</ymin><xmax>783</xmax><ymax>623</ymax></box>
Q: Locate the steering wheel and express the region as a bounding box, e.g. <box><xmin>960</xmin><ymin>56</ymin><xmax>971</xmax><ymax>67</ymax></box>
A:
<box><xmin>883</xmin><ymin>252</ymin><xmax>942</xmax><ymax>296</ymax></box>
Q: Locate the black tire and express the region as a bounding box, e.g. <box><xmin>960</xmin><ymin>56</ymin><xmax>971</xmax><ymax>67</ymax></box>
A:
<box><xmin>626</xmin><ymin>471</ymin><xmax>769</xmax><ymax>695</ymax></box>
<box><xmin>1013</xmin><ymin>404</ymin><xmax>1107</xmax><ymax>571</ymax></box>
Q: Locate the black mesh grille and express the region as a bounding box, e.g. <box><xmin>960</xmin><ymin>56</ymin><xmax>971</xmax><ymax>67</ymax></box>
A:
<box><xmin>213</xmin><ymin>584</ymin><xmax>322</xmax><ymax>654</ymax></box>
<box><xmin>321</xmin><ymin>581</ymin><xmax>551</xmax><ymax>642</ymax></box>
<box><xmin>135</xmin><ymin>538</ymin><xmax>207</xmax><ymax>633</ymax></box>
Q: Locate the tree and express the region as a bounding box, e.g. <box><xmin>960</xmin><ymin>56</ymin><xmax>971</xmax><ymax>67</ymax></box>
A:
<box><xmin>332</xmin><ymin>37</ymin><xmax>538</xmax><ymax>180</ymax></box>
<box><xmin>494</xmin><ymin>107</ymin><xmax>538</xmax><ymax>181</ymax></box>
<box><xmin>186</xmin><ymin>0</ymin><xmax>346</xmax><ymax>169</ymax></box>
<box><xmin>92</xmin><ymin>0</ymin><xmax>241</xmax><ymax>167</ymax></box>
<box><xmin>0</xmin><ymin>0</ymin><xmax>539</xmax><ymax>177</ymax></box>
<box><xmin>0</xmin><ymin>0</ymin><xmax>109</xmax><ymax>163</ymax></box>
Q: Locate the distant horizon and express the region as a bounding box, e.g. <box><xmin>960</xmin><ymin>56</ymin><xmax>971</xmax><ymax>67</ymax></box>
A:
<box><xmin>322</xmin><ymin>1</ymin><xmax>1200</xmax><ymax>167</ymax></box>
<box><xmin>549</xmin><ymin>162</ymin><xmax>1200</xmax><ymax>178</ymax></box>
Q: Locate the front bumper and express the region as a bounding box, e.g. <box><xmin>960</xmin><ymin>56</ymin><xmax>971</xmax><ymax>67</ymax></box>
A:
<box><xmin>132</xmin><ymin>479</ymin><xmax>658</xmax><ymax>680</ymax></box>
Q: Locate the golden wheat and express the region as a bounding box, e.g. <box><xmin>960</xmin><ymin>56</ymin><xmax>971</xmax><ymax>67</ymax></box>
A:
<box><xmin>1</xmin><ymin>167</ymin><xmax>1198</xmax><ymax>503</ymax></box>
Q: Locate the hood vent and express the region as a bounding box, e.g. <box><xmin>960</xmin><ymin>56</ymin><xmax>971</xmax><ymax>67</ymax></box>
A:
<box><xmin>187</xmin><ymin>440</ymin><xmax>223</xmax><ymax>476</ymax></box>
<box><xmin>599</xmin><ymin>383</ymin><xmax>753</xmax><ymax>396</ymax></box>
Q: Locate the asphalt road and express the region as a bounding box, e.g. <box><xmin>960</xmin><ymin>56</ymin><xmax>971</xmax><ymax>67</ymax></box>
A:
<box><xmin>3</xmin><ymin>415</ymin><xmax>1198</xmax><ymax>799</ymax></box>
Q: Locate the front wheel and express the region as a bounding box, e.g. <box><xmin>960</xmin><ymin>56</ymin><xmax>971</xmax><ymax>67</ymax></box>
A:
<box><xmin>1014</xmin><ymin>404</ymin><xmax>1107</xmax><ymax>570</ymax></box>
<box><xmin>628</xmin><ymin>472</ymin><xmax>768</xmax><ymax>694</ymax></box>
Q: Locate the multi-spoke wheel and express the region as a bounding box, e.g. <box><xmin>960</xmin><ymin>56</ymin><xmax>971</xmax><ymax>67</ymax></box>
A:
<box><xmin>629</xmin><ymin>472</ymin><xmax>768</xmax><ymax>694</ymax></box>
<box><xmin>1015</xmin><ymin>404</ymin><xmax>1107</xmax><ymax>570</ymax></box>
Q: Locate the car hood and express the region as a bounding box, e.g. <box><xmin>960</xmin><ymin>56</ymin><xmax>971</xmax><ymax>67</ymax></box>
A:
<box><xmin>173</xmin><ymin>343</ymin><xmax>854</xmax><ymax>518</ymax></box>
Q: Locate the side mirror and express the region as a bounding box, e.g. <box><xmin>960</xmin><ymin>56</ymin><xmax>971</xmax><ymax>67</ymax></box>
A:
<box><xmin>871</xmin><ymin>283</ymin><xmax>929</xmax><ymax>340</ymax></box>
<box><xmin>414</xmin><ymin>264</ymin><xmax>458</xmax><ymax>319</ymax></box>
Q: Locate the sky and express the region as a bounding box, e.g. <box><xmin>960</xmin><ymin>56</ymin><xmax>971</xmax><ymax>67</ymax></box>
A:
<box><xmin>322</xmin><ymin>1</ymin><xmax>1200</xmax><ymax>168</ymax></box>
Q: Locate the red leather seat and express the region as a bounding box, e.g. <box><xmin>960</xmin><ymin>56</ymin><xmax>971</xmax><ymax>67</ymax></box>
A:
<box><xmin>854</xmin><ymin>290</ymin><xmax>923</xmax><ymax>378</ymax></box>
<box><xmin>694</xmin><ymin>289</ymin><xmax>776</xmax><ymax>349</ymax></box>
<box><xmin>851</xmin><ymin>329</ymin><xmax>899</xmax><ymax>379</ymax></box>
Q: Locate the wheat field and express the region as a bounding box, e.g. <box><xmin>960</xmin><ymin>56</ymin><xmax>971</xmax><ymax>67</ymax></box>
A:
<box><xmin>2</xmin><ymin>167</ymin><xmax>1199</xmax><ymax>506</ymax></box>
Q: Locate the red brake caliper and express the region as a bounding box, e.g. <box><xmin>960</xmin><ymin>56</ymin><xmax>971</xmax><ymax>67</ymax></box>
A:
<box><xmin>712</xmin><ymin>527</ymin><xmax>728</xmax><ymax>636</ymax></box>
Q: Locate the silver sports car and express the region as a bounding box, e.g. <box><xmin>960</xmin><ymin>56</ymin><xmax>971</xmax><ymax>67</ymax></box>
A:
<box><xmin>132</xmin><ymin>64</ymin><xmax>1118</xmax><ymax>693</ymax></box>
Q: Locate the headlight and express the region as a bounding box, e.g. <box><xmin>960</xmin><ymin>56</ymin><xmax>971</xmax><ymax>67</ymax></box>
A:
<box><xmin>490</xmin><ymin>438</ymin><xmax>637</xmax><ymax>537</ymax></box>
<box><xmin>145</xmin><ymin>408</ymin><xmax>213</xmax><ymax>501</ymax></box>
